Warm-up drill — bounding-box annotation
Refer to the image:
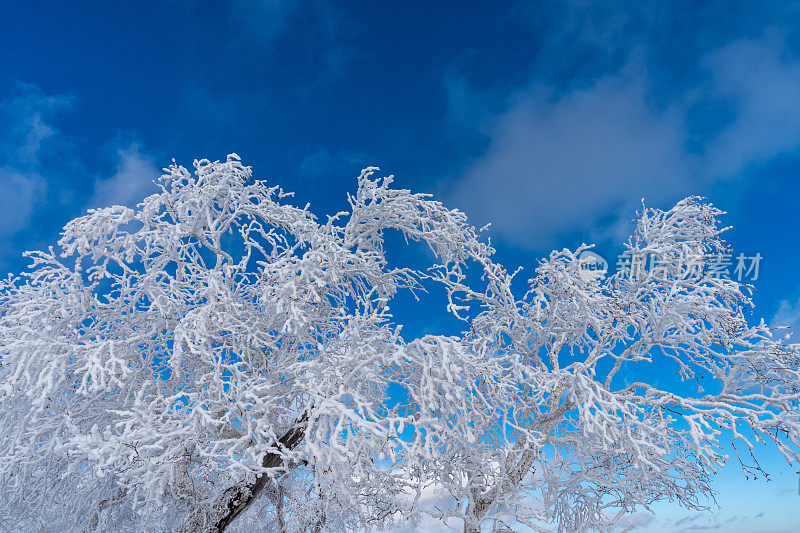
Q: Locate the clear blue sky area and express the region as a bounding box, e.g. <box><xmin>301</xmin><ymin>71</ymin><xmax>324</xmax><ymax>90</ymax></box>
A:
<box><xmin>1</xmin><ymin>1</ymin><xmax>800</xmax><ymax>530</ymax></box>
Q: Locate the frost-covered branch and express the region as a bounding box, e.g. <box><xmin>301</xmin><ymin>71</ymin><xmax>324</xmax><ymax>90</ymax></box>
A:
<box><xmin>0</xmin><ymin>158</ymin><xmax>797</xmax><ymax>533</ymax></box>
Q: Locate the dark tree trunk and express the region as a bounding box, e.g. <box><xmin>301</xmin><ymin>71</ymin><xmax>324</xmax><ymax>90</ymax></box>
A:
<box><xmin>179</xmin><ymin>415</ymin><xmax>308</xmax><ymax>533</ymax></box>
<box><xmin>463</xmin><ymin>522</ymin><xmax>481</xmax><ymax>533</ymax></box>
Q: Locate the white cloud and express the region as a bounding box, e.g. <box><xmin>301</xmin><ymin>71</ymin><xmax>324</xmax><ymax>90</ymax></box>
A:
<box><xmin>0</xmin><ymin>84</ymin><xmax>73</xmax><ymax>242</ymax></box>
<box><xmin>701</xmin><ymin>37</ymin><xmax>800</xmax><ymax>177</ymax></box>
<box><xmin>611</xmin><ymin>511</ymin><xmax>655</xmax><ymax>532</ymax></box>
<box><xmin>89</xmin><ymin>144</ymin><xmax>159</xmax><ymax>209</ymax></box>
<box><xmin>0</xmin><ymin>83</ymin><xmax>75</xmax><ymax>167</ymax></box>
<box><xmin>773</xmin><ymin>296</ymin><xmax>800</xmax><ymax>343</ymax></box>
<box><xmin>0</xmin><ymin>83</ymin><xmax>161</xmax><ymax>268</ymax></box>
<box><xmin>0</xmin><ymin>168</ymin><xmax>46</xmax><ymax>238</ymax></box>
<box><xmin>447</xmin><ymin>36</ymin><xmax>800</xmax><ymax>248</ymax></box>
<box><xmin>449</xmin><ymin>62</ymin><xmax>690</xmax><ymax>247</ymax></box>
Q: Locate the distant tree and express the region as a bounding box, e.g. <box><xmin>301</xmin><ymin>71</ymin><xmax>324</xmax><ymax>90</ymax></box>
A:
<box><xmin>0</xmin><ymin>155</ymin><xmax>797</xmax><ymax>532</ymax></box>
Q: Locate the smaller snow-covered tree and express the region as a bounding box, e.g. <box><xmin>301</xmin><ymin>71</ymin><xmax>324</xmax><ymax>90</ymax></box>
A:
<box><xmin>0</xmin><ymin>155</ymin><xmax>797</xmax><ymax>532</ymax></box>
<box><xmin>414</xmin><ymin>197</ymin><xmax>800</xmax><ymax>532</ymax></box>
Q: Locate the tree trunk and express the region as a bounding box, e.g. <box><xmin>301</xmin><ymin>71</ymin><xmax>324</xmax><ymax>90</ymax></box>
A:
<box><xmin>462</xmin><ymin>395</ymin><xmax>574</xmax><ymax>533</ymax></box>
<box><xmin>178</xmin><ymin>415</ymin><xmax>307</xmax><ymax>533</ymax></box>
<box><xmin>463</xmin><ymin>521</ymin><xmax>481</xmax><ymax>533</ymax></box>
<box><xmin>463</xmin><ymin>498</ymin><xmax>490</xmax><ymax>533</ymax></box>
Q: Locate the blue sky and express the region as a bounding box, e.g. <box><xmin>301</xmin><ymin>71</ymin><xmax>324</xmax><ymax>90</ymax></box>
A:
<box><xmin>2</xmin><ymin>1</ymin><xmax>800</xmax><ymax>530</ymax></box>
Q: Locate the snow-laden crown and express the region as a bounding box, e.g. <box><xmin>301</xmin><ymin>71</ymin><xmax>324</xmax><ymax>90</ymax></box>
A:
<box><xmin>0</xmin><ymin>156</ymin><xmax>797</xmax><ymax>533</ymax></box>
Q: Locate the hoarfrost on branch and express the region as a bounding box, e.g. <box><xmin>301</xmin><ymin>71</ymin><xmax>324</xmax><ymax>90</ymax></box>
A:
<box><xmin>0</xmin><ymin>155</ymin><xmax>798</xmax><ymax>532</ymax></box>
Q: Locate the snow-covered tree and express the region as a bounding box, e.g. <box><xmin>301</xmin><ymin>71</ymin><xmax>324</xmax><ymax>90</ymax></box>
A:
<box><xmin>0</xmin><ymin>155</ymin><xmax>797</xmax><ymax>532</ymax></box>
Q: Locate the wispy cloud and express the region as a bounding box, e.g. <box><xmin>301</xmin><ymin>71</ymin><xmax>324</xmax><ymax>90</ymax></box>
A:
<box><xmin>88</xmin><ymin>144</ymin><xmax>159</xmax><ymax>209</ymax></box>
<box><xmin>0</xmin><ymin>168</ymin><xmax>46</xmax><ymax>237</ymax></box>
<box><xmin>0</xmin><ymin>83</ymin><xmax>158</xmax><ymax>268</ymax></box>
<box><xmin>611</xmin><ymin>511</ymin><xmax>654</xmax><ymax>532</ymax></box>
<box><xmin>673</xmin><ymin>512</ymin><xmax>722</xmax><ymax>531</ymax></box>
<box><xmin>446</xmin><ymin>30</ymin><xmax>800</xmax><ymax>248</ymax></box>
<box><xmin>0</xmin><ymin>83</ymin><xmax>75</xmax><ymax>244</ymax></box>
<box><xmin>699</xmin><ymin>36</ymin><xmax>800</xmax><ymax>177</ymax></box>
<box><xmin>448</xmin><ymin>59</ymin><xmax>689</xmax><ymax>247</ymax></box>
<box><xmin>0</xmin><ymin>82</ymin><xmax>75</xmax><ymax>168</ymax></box>
<box><xmin>668</xmin><ymin>510</ymin><xmax>781</xmax><ymax>532</ymax></box>
<box><xmin>773</xmin><ymin>296</ymin><xmax>800</xmax><ymax>343</ymax></box>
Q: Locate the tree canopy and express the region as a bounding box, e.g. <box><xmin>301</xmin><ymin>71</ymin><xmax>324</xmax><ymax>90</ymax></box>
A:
<box><xmin>1</xmin><ymin>155</ymin><xmax>798</xmax><ymax>532</ymax></box>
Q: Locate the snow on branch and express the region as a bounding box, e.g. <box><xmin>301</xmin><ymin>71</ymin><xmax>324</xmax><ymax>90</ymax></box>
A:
<box><xmin>0</xmin><ymin>157</ymin><xmax>797</xmax><ymax>532</ymax></box>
